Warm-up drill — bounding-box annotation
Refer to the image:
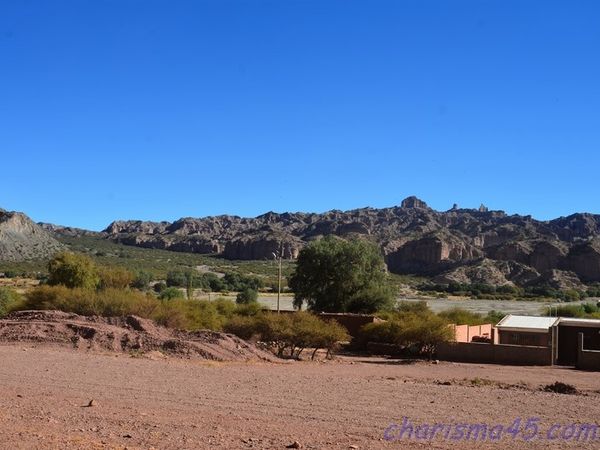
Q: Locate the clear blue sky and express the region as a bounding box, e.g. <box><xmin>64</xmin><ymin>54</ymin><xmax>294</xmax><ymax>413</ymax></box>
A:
<box><xmin>2</xmin><ymin>1</ymin><xmax>599</xmax><ymax>230</ymax></box>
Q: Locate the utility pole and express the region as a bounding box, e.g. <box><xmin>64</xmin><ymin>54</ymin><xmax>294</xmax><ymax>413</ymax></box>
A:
<box><xmin>273</xmin><ymin>241</ymin><xmax>283</xmax><ymax>314</ymax></box>
<box><xmin>277</xmin><ymin>247</ymin><xmax>282</xmax><ymax>314</ymax></box>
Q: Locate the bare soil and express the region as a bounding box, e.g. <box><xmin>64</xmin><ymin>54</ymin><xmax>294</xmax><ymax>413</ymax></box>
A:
<box><xmin>1</xmin><ymin>342</ymin><xmax>600</xmax><ymax>449</ymax></box>
<box><xmin>0</xmin><ymin>311</ymin><xmax>278</xmax><ymax>362</ymax></box>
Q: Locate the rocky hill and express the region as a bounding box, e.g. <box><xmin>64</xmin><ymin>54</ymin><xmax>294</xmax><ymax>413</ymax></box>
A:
<box><xmin>0</xmin><ymin>209</ymin><xmax>65</xmax><ymax>262</ymax></box>
<box><xmin>97</xmin><ymin>197</ymin><xmax>600</xmax><ymax>288</ymax></box>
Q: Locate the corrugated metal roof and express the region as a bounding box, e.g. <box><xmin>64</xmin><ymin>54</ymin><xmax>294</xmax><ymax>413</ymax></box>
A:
<box><xmin>496</xmin><ymin>315</ymin><xmax>559</xmax><ymax>332</ymax></box>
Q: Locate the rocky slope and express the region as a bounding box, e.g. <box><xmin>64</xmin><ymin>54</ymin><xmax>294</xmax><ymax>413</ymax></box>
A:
<box><xmin>92</xmin><ymin>197</ymin><xmax>600</xmax><ymax>287</ymax></box>
<box><xmin>0</xmin><ymin>209</ymin><xmax>65</xmax><ymax>262</ymax></box>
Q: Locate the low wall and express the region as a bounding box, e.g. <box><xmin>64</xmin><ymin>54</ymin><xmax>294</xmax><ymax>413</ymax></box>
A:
<box><xmin>450</xmin><ymin>324</ymin><xmax>493</xmax><ymax>343</ymax></box>
<box><xmin>577</xmin><ymin>333</ymin><xmax>600</xmax><ymax>371</ymax></box>
<box><xmin>438</xmin><ymin>342</ymin><xmax>553</xmax><ymax>366</ymax></box>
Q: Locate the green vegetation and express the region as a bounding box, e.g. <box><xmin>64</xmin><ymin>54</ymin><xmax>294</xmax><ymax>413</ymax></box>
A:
<box><xmin>357</xmin><ymin>303</ymin><xmax>506</xmax><ymax>358</ymax></box>
<box><xmin>0</xmin><ymin>234</ymin><xmax>295</xmax><ymax>288</ymax></box>
<box><xmin>236</xmin><ymin>288</ymin><xmax>258</xmax><ymax>304</ymax></box>
<box><xmin>158</xmin><ymin>287</ymin><xmax>185</xmax><ymax>301</ymax></box>
<box><xmin>48</xmin><ymin>252</ymin><xmax>100</xmax><ymax>289</ymax></box>
<box><xmin>12</xmin><ymin>284</ymin><xmax>348</xmax><ymax>358</ymax></box>
<box><xmin>359</xmin><ymin>302</ymin><xmax>453</xmax><ymax>358</ymax></box>
<box><xmin>0</xmin><ymin>287</ymin><xmax>21</xmax><ymax>318</ymax></box>
<box><xmin>438</xmin><ymin>307</ymin><xmax>505</xmax><ymax>326</ymax></box>
<box><xmin>289</xmin><ymin>237</ymin><xmax>395</xmax><ymax>313</ymax></box>
<box><xmin>223</xmin><ymin>311</ymin><xmax>349</xmax><ymax>359</ymax></box>
<box><xmin>543</xmin><ymin>302</ymin><xmax>600</xmax><ymax>319</ymax></box>
<box><xmin>417</xmin><ymin>281</ymin><xmax>591</xmax><ymax>302</ymax></box>
<box><xmin>166</xmin><ymin>269</ymin><xmax>265</xmax><ymax>293</ymax></box>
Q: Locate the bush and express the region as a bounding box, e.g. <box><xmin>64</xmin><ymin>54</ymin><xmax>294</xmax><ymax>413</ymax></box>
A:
<box><xmin>98</xmin><ymin>266</ymin><xmax>134</xmax><ymax>290</ymax></box>
<box><xmin>132</xmin><ymin>270</ymin><xmax>153</xmax><ymax>289</ymax></box>
<box><xmin>484</xmin><ymin>310</ymin><xmax>506</xmax><ymax>324</ymax></box>
<box><xmin>0</xmin><ymin>287</ymin><xmax>21</xmax><ymax>317</ymax></box>
<box><xmin>224</xmin><ymin>312</ymin><xmax>349</xmax><ymax>359</ymax></box>
<box><xmin>22</xmin><ymin>285</ymin><xmax>158</xmax><ymax>317</ymax></box>
<box><xmin>47</xmin><ymin>252</ymin><xmax>99</xmax><ymax>289</ymax></box>
<box><xmin>153</xmin><ymin>281</ymin><xmax>167</xmax><ymax>293</ymax></box>
<box><xmin>545</xmin><ymin>303</ymin><xmax>600</xmax><ymax>318</ymax></box>
<box><xmin>236</xmin><ymin>288</ymin><xmax>258</xmax><ymax>304</ymax></box>
<box><xmin>158</xmin><ymin>287</ymin><xmax>185</xmax><ymax>301</ymax></box>
<box><xmin>359</xmin><ymin>309</ymin><xmax>453</xmax><ymax>358</ymax></box>
<box><xmin>438</xmin><ymin>308</ymin><xmax>486</xmax><ymax>325</ymax></box>
<box><xmin>345</xmin><ymin>285</ymin><xmax>395</xmax><ymax>313</ymax></box>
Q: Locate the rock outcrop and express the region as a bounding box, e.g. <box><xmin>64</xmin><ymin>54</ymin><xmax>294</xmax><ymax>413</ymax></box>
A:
<box><xmin>0</xmin><ymin>210</ymin><xmax>65</xmax><ymax>261</ymax></box>
<box><xmin>36</xmin><ymin>196</ymin><xmax>600</xmax><ymax>286</ymax></box>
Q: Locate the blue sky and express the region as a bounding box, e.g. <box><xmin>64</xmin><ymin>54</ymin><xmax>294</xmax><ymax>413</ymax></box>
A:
<box><xmin>1</xmin><ymin>1</ymin><xmax>599</xmax><ymax>230</ymax></box>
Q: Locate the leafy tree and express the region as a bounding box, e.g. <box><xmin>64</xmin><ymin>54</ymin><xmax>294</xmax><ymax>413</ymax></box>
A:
<box><xmin>47</xmin><ymin>252</ymin><xmax>99</xmax><ymax>289</ymax></box>
<box><xmin>289</xmin><ymin>237</ymin><xmax>393</xmax><ymax>313</ymax></box>
<box><xmin>236</xmin><ymin>288</ymin><xmax>258</xmax><ymax>304</ymax></box>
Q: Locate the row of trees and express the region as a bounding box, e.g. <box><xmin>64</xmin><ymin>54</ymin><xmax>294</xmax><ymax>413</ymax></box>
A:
<box><xmin>166</xmin><ymin>270</ymin><xmax>264</xmax><ymax>293</ymax></box>
<box><xmin>418</xmin><ymin>281</ymin><xmax>596</xmax><ymax>302</ymax></box>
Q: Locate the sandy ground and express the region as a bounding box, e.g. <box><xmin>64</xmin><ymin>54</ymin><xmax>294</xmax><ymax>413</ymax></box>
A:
<box><xmin>1</xmin><ymin>345</ymin><xmax>600</xmax><ymax>449</ymax></box>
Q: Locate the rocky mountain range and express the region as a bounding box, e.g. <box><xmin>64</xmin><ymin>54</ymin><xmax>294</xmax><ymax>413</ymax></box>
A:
<box><xmin>86</xmin><ymin>197</ymin><xmax>600</xmax><ymax>289</ymax></box>
<box><xmin>4</xmin><ymin>197</ymin><xmax>600</xmax><ymax>289</ymax></box>
<box><xmin>0</xmin><ymin>209</ymin><xmax>65</xmax><ymax>262</ymax></box>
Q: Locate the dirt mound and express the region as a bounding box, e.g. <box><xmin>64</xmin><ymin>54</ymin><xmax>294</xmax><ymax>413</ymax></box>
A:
<box><xmin>0</xmin><ymin>310</ymin><xmax>279</xmax><ymax>362</ymax></box>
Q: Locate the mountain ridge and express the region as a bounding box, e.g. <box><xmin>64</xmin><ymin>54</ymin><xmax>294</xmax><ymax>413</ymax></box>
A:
<box><xmin>43</xmin><ymin>196</ymin><xmax>600</xmax><ymax>288</ymax></box>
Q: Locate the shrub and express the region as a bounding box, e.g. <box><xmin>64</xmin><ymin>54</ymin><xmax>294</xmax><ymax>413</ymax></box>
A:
<box><xmin>484</xmin><ymin>310</ymin><xmax>506</xmax><ymax>324</ymax></box>
<box><xmin>47</xmin><ymin>252</ymin><xmax>99</xmax><ymax>289</ymax></box>
<box><xmin>22</xmin><ymin>285</ymin><xmax>158</xmax><ymax>317</ymax></box>
<box><xmin>0</xmin><ymin>287</ymin><xmax>21</xmax><ymax>317</ymax></box>
<box><xmin>359</xmin><ymin>310</ymin><xmax>453</xmax><ymax>358</ymax></box>
<box><xmin>153</xmin><ymin>299</ymin><xmax>229</xmax><ymax>331</ymax></box>
<box><xmin>132</xmin><ymin>270</ymin><xmax>153</xmax><ymax>289</ymax></box>
<box><xmin>236</xmin><ymin>288</ymin><xmax>258</xmax><ymax>304</ymax></box>
<box><xmin>345</xmin><ymin>285</ymin><xmax>395</xmax><ymax>313</ymax></box>
<box><xmin>153</xmin><ymin>281</ymin><xmax>167</xmax><ymax>293</ymax></box>
<box><xmin>158</xmin><ymin>287</ymin><xmax>185</xmax><ymax>301</ymax></box>
<box><xmin>223</xmin><ymin>315</ymin><xmax>263</xmax><ymax>340</ymax></box>
<box><xmin>545</xmin><ymin>303</ymin><xmax>600</xmax><ymax>318</ymax></box>
<box><xmin>438</xmin><ymin>308</ymin><xmax>486</xmax><ymax>325</ymax></box>
<box><xmin>224</xmin><ymin>312</ymin><xmax>349</xmax><ymax>359</ymax></box>
<box><xmin>98</xmin><ymin>266</ymin><xmax>134</xmax><ymax>290</ymax></box>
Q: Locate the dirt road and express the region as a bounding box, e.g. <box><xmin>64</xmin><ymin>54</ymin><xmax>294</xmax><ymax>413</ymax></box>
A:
<box><xmin>1</xmin><ymin>345</ymin><xmax>599</xmax><ymax>449</ymax></box>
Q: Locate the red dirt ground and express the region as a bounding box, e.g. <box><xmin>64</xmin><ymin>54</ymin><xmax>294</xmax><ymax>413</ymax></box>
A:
<box><xmin>1</xmin><ymin>344</ymin><xmax>599</xmax><ymax>449</ymax></box>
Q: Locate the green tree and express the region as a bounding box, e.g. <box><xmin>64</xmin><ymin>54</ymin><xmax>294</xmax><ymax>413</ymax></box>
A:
<box><xmin>47</xmin><ymin>252</ymin><xmax>99</xmax><ymax>289</ymax></box>
<box><xmin>289</xmin><ymin>237</ymin><xmax>393</xmax><ymax>313</ymax></box>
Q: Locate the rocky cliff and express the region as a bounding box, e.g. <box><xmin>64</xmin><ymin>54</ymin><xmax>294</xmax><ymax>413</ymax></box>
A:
<box><xmin>51</xmin><ymin>197</ymin><xmax>600</xmax><ymax>286</ymax></box>
<box><xmin>0</xmin><ymin>209</ymin><xmax>65</xmax><ymax>262</ymax></box>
